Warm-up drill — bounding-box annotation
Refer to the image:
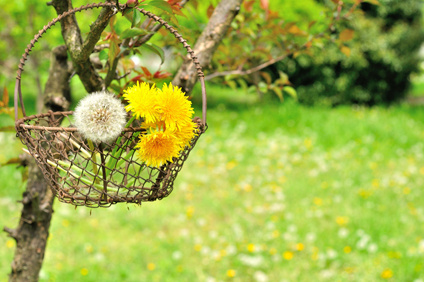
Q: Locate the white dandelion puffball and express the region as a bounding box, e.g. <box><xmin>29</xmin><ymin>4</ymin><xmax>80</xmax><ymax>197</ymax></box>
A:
<box><xmin>74</xmin><ymin>91</ymin><xmax>127</xmax><ymax>143</ymax></box>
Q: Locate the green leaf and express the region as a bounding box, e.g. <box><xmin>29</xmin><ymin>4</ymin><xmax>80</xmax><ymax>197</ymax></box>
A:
<box><xmin>99</xmin><ymin>49</ymin><xmax>108</xmax><ymax>67</ymax></box>
<box><xmin>140</xmin><ymin>43</ymin><xmax>165</xmax><ymax>65</ymax></box>
<box><xmin>283</xmin><ymin>86</ymin><xmax>298</xmax><ymax>101</ymax></box>
<box><xmin>272</xmin><ymin>86</ymin><xmax>284</xmax><ymax>102</ymax></box>
<box><xmin>124</xmin><ymin>10</ymin><xmax>134</xmax><ymax>23</ymax></box>
<box><xmin>277</xmin><ymin>71</ymin><xmax>289</xmax><ymax>85</ymax></box>
<box><xmin>121</xmin><ymin>28</ymin><xmax>148</xmax><ymax>39</ymax></box>
<box><xmin>258</xmin><ymin>81</ymin><xmax>268</xmax><ymax>93</ymax></box>
<box><xmin>237</xmin><ymin>79</ymin><xmax>248</xmax><ymax>91</ymax></box>
<box><xmin>132</xmin><ymin>9</ymin><xmax>142</xmax><ymax>28</ymax></box>
<box><xmin>227</xmin><ymin>80</ymin><xmax>237</xmax><ymax>90</ymax></box>
<box><xmin>147</xmin><ymin>0</ymin><xmax>173</xmax><ymax>14</ymax></box>
<box><xmin>260</xmin><ymin>71</ymin><xmax>272</xmax><ymax>84</ymax></box>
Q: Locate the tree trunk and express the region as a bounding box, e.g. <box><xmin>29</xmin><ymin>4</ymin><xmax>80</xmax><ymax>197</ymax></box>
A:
<box><xmin>4</xmin><ymin>0</ymin><xmax>244</xmax><ymax>280</ymax></box>
<box><xmin>4</xmin><ymin>45</ymin><xmax>71</xmax><ymax>282</ymax></box>
<box><xmin>172</xmin><ymin>0</ymin><xmax>244</xmax><ymax>94</ymax></box>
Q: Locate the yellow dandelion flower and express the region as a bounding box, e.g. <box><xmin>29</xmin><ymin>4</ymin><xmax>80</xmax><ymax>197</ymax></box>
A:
<box><xmin>283</xmin><ymin>251</ymin><xmax>294</xmax><ymax>260</ymax></box>
<box><xmin>296</xmin><ymin>243</ymin><xmax>305</xmax><ymax>251</ymax></box>
<box><xmin>174</xmin><ymin>118</ymin><xmax>198</xmax><ymax>148</ymax></box>
<box><xmin>147</xmin><ymin>263</ymin><xmax>156</xmax><ymax>271</ymax></box>
<box><xmin>80</xmin><ymin>268</ymin><xmax>89</xmax><ymax>276</ymax></box>
<box><xmin>381</xmin><ymin>268</ymin><xmax>393</xmax><ymax>279</ymax></box>
<box><xmin>336</xmin><ymin>216</ymin><xmax>349</xmax><ymax>226</ymax></box>
<box><xmin>123</xmin><ymin>82</ymin><xmax>160</xmax><ymax>124</ymax></box>
<box><xmin>269</xmin><ymin>248</ymin><xmax>277</xmax><ymax>255</ymax></box>
<box><xmin>194</xmin><ymin>244</ymin><xmax>202</xmax><ymax>251</ymax></box>
<box><xmin>143</xmin><ymin>119</ymin><xmax>164</xmax><ymax>128</ymax></box>
<box><xmin>344</xmin><ymin>246</ymin><xmax>352</xmax><ymax>254</ymax></box>
<box><xmin>135</xmin><ymin>130</ymin><xmax>181</xmax><ymax>168</ymax></box>
<box><xmin>156</xmin><ymin>83</ymin><xmax>194</xmax><ymax>131</ymax></box>
<box><xmin>247</xmin><ymin>243</ymin><xmax>255</xmax><ymax>252</ymax></box>
<box><xmin>6</xmin><ymin>239</ymin><xmax>15</xmax><ymax>248</ymax></box>
<box><xmin>227</xmin><ymin>269</ymin><xmax>236</xmax><ymax>277</ymax></box>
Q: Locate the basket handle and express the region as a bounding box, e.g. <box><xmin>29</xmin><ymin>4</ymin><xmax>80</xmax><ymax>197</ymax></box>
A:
<box><xmin>14</xmin><ymin>2</ymin><xmax>207</xmax><ymax>127</ymax></box>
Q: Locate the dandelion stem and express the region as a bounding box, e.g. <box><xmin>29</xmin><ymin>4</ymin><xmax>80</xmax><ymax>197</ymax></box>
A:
<box><xmin>46</xmin><ymin>159</ymin><xmax>104</xmax><ymax>190</ymax></box>
<box><xmin>87</xmin><ymin>139</ymin><xmax>100</xmax><ymax>184</ymax></box>
<box><xmin>115</xmin><ymin>150</ymin><xmax>135</xmax><ymax>170</ymax></box>
<box><xmin>126</xmin><ymin>115</ymin><xmax>137</xmax><ymax>129</ymax></box>
<box><xmin>107</xmin><ymin>115</ymin><xmax>137</xmax><ymax>169</ymax></box>
<box><xmin>59</xmin><ymin>133</ymin><xmax>91</xmax><ymax>158</ymax></box>
<box><xmin>99</xmin><ymin>143</ymin><xmax>108</xmax><ymax>201</ymax></box>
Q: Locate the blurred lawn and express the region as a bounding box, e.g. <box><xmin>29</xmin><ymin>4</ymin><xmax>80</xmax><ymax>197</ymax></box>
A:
<box><xmin>1</xmin><ymin>85</ymin><xmax>424</xmax><ymax>281</ymax></box>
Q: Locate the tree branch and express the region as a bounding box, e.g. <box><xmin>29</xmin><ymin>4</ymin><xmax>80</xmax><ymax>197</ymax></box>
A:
<box><xmin>205</xmin><ymin>54</ymin><xmax>289</xmax><ymax>81</ymax></box>
<box><xmin>103</xmin><ymin>0</ymin><xmax>190</xmax><ymax>87</ymax></box>
<box><xmin>172</xmin><ymin>0</ymin><xmax>244</xmax><ymax>94</ymax></box>
<box><xmin>81</xmin><ymin>6</ymin><xmax>117</xmax><ymax>60</ymax></box>
<box><xmin>52</xmin><ymin>0</ymin><xmax>116</xmax><ymax>93</ymax></box>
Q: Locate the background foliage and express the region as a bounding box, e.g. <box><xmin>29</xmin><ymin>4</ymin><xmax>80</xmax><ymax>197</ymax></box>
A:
<box><xmin>282</xmin><ymin>0</ymin><xmax>424</xmax><ymax>106</ymax></box>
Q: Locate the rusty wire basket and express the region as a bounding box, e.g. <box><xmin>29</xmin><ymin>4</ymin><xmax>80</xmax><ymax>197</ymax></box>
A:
<box><xmin>14</xmin><ymin>2</ymin><xmax>207</xmax><ymax>208</ymax></box>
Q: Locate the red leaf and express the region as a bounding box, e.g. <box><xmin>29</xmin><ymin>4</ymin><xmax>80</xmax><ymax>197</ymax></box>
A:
<box><xmin>171</xmin><ymin>4</ymin><xmax>185</xmax><ymax>16</ymax></box>
<box><xmin>141</xmin><ymin>66</ymin><xmax>152</xmax><ymax>78</ymax></box>
<box><xmin>108</xmin><ymin>32</ymin><xmax>121</xmax><ymax>66</ymax></box>
<box><xmin>167</xmin><ymin>0</ymin><xmax>182</xmax><ymax>5</ymax></box>
<box><xmin>131</xmin><ymin>74</ymin><xmax>145</xmax><ymax>83</ymax></box>
<box><xmin>2</xmin><ymin>86</ymin><xmax>9</xmax><ymax>107</ymax></box>
<box><xmin>206</xmin><ymin>4</ymin><xmax>215</xmax><ymax>19</ymax></box>
<box><xmin>153</xmin><ymin>70</ymin><xmax>172</xmax><ymax>79</ymax></box>
<box><xmin>260</xmin><ymin>0</ymin><xmax>269</xmax><ymax>10</ymax></box>
<box><xmin>103</xmin><ymin>32</ymin><xmax>112</xmax><ymax>41</ymax></box>
<box><xmin>260</xmin><ymin>0</ymin><xmax>269</xmax><ymax>19</ymax></box>
<box><xmin>243</xmin><ymin>0</ymin><xmax>255</xmax><ymax>12</ymax></box>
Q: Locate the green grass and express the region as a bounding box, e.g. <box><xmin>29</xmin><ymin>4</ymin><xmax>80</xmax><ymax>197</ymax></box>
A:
<box><xmin>1</xmin><ymin>85</ymin><xmax>424</xmax><ymax>281</ymax></box>
<box><xmin>410</xmin><ymin>80</ymin><xmax>424</xmax><ymax>97</ymax></box>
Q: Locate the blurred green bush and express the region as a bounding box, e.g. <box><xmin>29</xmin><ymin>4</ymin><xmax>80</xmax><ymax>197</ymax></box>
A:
<box><xmin>281</xmin><ymin>0</ymin><xmax>424</xmax><ymax>106</ymax></box>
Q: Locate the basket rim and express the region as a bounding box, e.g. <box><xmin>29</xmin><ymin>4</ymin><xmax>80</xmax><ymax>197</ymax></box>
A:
<box><xmin>15</xmin><ymin>110</ymin><xmax>145</xmax><ymax>132</ymax></box>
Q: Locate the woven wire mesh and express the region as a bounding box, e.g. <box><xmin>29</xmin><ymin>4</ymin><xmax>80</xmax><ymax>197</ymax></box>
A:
<box><xmin>16</xmin><ymin>111</ymin><xmax>205</xmax><ymax>208</ymax></box>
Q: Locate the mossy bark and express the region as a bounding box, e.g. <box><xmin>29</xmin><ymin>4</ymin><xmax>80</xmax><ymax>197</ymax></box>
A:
<box><xmin>52</xmin><ymin>0</ymin><xmax>115</xmax><ymax>93</ymax></box>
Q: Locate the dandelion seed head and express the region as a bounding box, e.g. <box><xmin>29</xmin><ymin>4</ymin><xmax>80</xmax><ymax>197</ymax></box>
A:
<box><xmin>254</xmin><ymin>271</ymin><xmax>268</xmax><ymax>282</ymax></box>
<box><xmin>74</xmin><ymin>91</ymin><xmax>127</xmax><ymax>143</ymax></box>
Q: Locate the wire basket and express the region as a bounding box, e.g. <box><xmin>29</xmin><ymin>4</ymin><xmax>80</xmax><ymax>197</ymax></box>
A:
<box><xmin>14</xmin><ymin>2</ymin><xmax>207</xmax><ymax>208</ymax></box>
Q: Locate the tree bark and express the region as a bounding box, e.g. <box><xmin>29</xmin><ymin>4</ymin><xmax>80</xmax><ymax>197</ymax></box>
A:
<box><xmin>52</xmin><ymin>0</ymin><xmax>115</xmax><ymax>93</ymax></box>
<box><xmin>172</xmin><ymin>0</ymin><xmax>244</xmax><ymax>94</ymax></box>
<box><xmin>5</xmin><ymin>45</ymin><xmax>71</xmax><ymax>282</ymax></box>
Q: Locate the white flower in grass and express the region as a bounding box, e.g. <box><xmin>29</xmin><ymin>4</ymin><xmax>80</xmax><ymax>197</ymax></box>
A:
<box><xmin>74</xmin><ymin>91</ymin><xmax>127</xmax><ymax>143</ymax></box>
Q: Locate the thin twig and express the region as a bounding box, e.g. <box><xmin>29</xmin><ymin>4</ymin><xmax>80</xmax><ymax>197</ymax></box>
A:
<box><xmin>205</xmin><ymin>53</ymin><xmax>289</xmax><ymax>80</ymax></box>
